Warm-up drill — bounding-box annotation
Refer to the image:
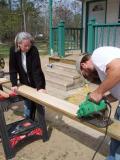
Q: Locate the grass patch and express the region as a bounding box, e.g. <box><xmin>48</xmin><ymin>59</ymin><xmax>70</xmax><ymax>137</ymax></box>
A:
<box><xmin>0</xmin><ymin>41</ymin><xmax>49</xmax><ymax>57</ymax></box>
<box><xmin>0</xmin><ymin>43</ymin><xmax>9</xmax><ymax>57</ymax></box>
<box><xmin>35</xmin><ymin>41</ymin><xmax>49</xmax><ymax>55</ymax></box>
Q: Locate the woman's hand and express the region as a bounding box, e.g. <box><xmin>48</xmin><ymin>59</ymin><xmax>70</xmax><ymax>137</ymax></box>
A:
<box><xmin>11</xmin><ymin>86</ymin><xmax>18</xmax><ymax>93</ymax></box>
<box><xmin>38</xmin><ymin>89</ymin><xmax>47</xmax><ymax>94</ymax></box>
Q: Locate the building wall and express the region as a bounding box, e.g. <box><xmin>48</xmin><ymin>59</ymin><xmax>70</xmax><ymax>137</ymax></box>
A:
<box><xmin>82</xmin><ymin>0</ymin><xmax>107</xmax><ymax>52</ymax></box>
<box><xmin>82</xmin><ymin>0</ymin><xmax>120</xmax><ymax>52</ymax></box>
<box><xmin>107</xmin><ymin>0</ymin><xmax>119</xmax><ymax>23</ymax></box>
<box><xmin>88</xmin><ymin>1</ymin><xmax>106</xmax><ymax>23</ymax></box>
<box><xmin>83</xmin><ymin>0</ymin><xmax>120</xmax><ymax>24</ymax></box>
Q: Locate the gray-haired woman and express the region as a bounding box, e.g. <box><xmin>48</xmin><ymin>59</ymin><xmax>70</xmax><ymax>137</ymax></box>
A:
<box><xmin>9</xmin><ymin>32</ymin><xmax>48</xmax><ymax>141</ymax></box>
<box><xmin>9</xmin><ymin>32</ymin><xmax>46</xmax><ymax>120</ymax></box>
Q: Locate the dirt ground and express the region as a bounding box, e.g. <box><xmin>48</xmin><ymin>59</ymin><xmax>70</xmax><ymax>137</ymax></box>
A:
<box><xmin>0</xmin><ymin>55</ymin><xmax>118</xmax><ymax>160</ymax></box>
<box><xmin>0</xmin><ymin>105</ymin><xmax>108</xmax><ymax>160</ymax></box>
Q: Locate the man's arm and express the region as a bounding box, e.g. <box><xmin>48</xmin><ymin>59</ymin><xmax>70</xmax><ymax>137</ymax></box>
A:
<box><xmin>90</xmin><ymin>59</ymin><xmax>120</xmax><ymax>102</ymax></box>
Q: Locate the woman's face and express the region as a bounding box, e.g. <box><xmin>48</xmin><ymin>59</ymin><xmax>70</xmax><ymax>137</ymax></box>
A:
<box><xmin>19</xmin><ymin>39</ymin><xmax>31</xmax><ymax>52</ymax></box>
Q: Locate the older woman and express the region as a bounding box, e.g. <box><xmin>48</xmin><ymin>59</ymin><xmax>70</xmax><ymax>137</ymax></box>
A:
<box><xmin>9</xmin><ymin>32</ymin><xmax>46</xmax><ymax>119</ymax></box>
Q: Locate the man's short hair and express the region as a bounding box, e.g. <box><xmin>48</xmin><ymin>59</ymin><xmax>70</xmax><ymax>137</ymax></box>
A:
<box><xmin>76</xmin><ymin>54</ymin><xmax>101</xmax><ymax>84</ymax></box>
<box><xmin>76</xmin><ymin>54</ymin><xmax>91</xmax><ymax>74</ymax></box>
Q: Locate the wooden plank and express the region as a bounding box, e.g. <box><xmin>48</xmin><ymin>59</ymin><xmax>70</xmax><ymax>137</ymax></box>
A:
<box><xmin>0</xmin><ymin>78</ymin><xmax>10</xmax><ymax>84</ymax></box>
<box><xmin>3</xmin><ymin>84</ymin><xmax>120</xmax><ymax>141</ymax></box>
<box><xmin>0</xmin><ymin>90</ymin><xmax>9</xmax><ymax>98</ymax></box>
<box><xmin>2</xmin><ymin>87</ymin><xmax>14</xmax><ymax>95</ymax></box>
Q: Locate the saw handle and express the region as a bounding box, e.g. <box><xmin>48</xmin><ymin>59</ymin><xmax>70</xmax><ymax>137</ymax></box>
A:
<box><xmin>86</xmin><ymin>92</ymin><xmax>92</xmax><ymax>101</ymax></box>
<box><xmin>86</xmin><ymin>93</ymin><xmax>108</xmax><ymax>105</ymax></box>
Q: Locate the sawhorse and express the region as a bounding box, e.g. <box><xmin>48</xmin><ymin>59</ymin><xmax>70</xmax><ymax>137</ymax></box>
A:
<box><xmin>0</xmin><ymin>90</ymin><xmax>48</xmax><ymax>160</ymax></box>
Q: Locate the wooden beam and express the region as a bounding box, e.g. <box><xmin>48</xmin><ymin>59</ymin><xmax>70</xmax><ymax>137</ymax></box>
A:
<box><xmin>2</xmin><ymin>87</ymin><xmax>14</xmax><ymax>95</ymax></box>
<box><xmin>0</xmin><ymin>78</ymin><xmax>10</xmax><ymax>84</ymax></box>
<box><xmin>0</xmin><ymin>90</ymin><xmax>9</xmax><ymax>98</ymax></box>
<box><xmin>5</xmin><ymin>84</ymin><xmax>120</xmax><ymax>141</ymax></box>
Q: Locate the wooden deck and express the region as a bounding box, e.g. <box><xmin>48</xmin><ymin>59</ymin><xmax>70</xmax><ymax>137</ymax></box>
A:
<box><xmin>49</xmin><ymin>53</ymin><xmax>82</xmax><ymax>65</ymax></box>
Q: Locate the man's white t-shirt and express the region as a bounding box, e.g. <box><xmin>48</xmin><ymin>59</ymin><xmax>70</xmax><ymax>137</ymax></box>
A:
<box><xmin>91</xmin><ymin>46</ymin><xmax>120</xmax><ymax>100</ymax></box>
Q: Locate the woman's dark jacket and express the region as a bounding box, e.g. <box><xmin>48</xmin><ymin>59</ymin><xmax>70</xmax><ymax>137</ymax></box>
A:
<box><xmin>9</xmin><ymin>45</ymin><xmax>45</xmax><ymax>90</ymax></box>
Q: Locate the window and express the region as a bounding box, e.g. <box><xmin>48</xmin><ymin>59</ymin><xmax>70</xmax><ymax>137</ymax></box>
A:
<box><xmin>92</xmin><ymin>4</ymin><xmax>104</xmax><ymax>12</ymax></box>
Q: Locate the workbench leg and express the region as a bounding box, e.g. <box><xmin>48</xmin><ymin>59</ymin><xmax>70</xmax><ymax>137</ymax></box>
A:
<box><xmin>36</xmin><ymin>105</ymin><xmax>48</xmax><ymax>142</ymax></box>
<box><xmin>0</xmin><ymin>108</ymin><xmax>14</xmax><ymax>160</ymax></box>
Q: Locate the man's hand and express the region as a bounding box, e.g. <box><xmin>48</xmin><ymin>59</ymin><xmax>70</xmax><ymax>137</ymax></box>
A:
<box><xmin>89</xmin><ymin>90</ymin><xmax>103</xmax><ymax>103</ymax></box>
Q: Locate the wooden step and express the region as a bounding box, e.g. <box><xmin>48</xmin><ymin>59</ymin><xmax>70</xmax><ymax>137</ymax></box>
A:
<box><xmin>46</xmin><ymin>68</ymin><xmax>80</xmax><ymax>81</ymax></box>
<box><xmin>46</xmin><ymin>73</ymin><xmax>81</xmax><ymax>86</ymax></box>
<box><xmin>46</xmin><ymin>76</ymin><xmax>73</xmax><ymax>91</ymax></box>
<box><xmin>48</xmin><ymin>62</ymin><xmax>78</xmax><ymax>74</ymax></box>
<box><xmin>45</xmin><ymin>74</ymin><xmax>73</xmax><ymax>85</ymax></box>
<box><xmin>46</xmin><ymin>76</ymin><xmax>81</xmax><ymax>91</ymax></box>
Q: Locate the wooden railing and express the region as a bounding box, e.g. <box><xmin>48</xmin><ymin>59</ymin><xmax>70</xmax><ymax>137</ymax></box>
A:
<box><xmin>65</xmin><ymin>28</ymin><xmax>82</xmax><ymax>51</ymax></box>
<box><xmin>87</xmin><ymin>20</ymin><xmax>120</xmax><ymax>53</ymax></box>
<box><xmin>52</xmin><ymin>21</ymin><xmax>82</xmax><ymax>57</ymax></box>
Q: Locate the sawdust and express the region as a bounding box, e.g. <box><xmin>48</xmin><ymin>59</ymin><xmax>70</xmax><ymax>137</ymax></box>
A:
<box><xmin>66</xmin><ymin>83</ymin><xmax>97</xmax><ymax>105</ymax></box>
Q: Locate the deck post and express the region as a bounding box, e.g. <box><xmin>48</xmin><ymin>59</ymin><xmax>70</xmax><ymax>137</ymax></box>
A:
<box><xmin>58</xmin><ymin>20</ymin><xmax>65</xmax><ymax>57</ymax></box>
<box><xmin>87</xmin><ymin>19</ymin><xmax>96</xmax><ymax>54</ymax></box>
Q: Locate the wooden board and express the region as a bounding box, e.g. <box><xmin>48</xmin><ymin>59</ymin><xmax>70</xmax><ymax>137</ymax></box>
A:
<box><xmin>0</xmin><ymin>78</ymin><xmax>10</xmax><ymax>84</ymax></box>
<box><xmin>2</xmin><ymin>83</ymin><xmax>120</xmax><ymax>141</ymax></box>
<box><xmin>0</xmin><ymin>90</ymin><xmax>9</xmax><ymax>98</ymax></box>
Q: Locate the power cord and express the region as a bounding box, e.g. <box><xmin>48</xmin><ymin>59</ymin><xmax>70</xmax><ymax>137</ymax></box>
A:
<box><xmin>91</xmin><ymin>99</ymin><xmax>112</xmax><ymax>160</ymax></box>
